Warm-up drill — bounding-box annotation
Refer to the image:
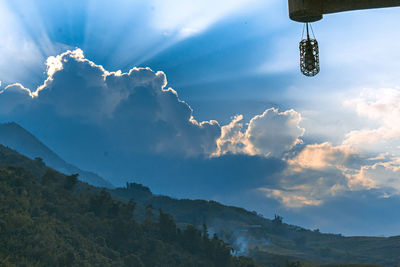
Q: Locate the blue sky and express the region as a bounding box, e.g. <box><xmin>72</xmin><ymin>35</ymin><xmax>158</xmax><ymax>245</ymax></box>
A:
<box><xmin>1</xmin><ymin>0</ymin><xmax>400</xmax><ymax>236</ymax></box>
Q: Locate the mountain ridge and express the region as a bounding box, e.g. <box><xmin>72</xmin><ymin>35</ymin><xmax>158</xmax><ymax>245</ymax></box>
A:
<box><xmin>0</xmin><ymin>124</ymin><xmax>397</xmax><ymax>266</ymax></box>
<box><xmin>0</xmin><ymin>144</ymin><xmax>257</xmax><ymax>267</ymax></box>
<box><xmin>110</xmin><ymin>183</ymin><xmax>400</xmax><ymax>266</ymax></box>
<box><xmin>0</xmin><ymin>122</ymin><xmax>113</xmax><ymax>188</ymax></box>
<box><xmin>0</xmin><ymin>143</ymin><xmax>391</xmax><ymax>267</ymax></box>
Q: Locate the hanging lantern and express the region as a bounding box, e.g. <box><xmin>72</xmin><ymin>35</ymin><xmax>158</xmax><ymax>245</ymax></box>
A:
<box><xmin>299</xmin><ymin>23</ymin><xmax>319</xmax><ymax>77</ymax></box>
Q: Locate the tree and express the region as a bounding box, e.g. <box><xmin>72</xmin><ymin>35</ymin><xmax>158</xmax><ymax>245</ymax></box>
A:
<box><xmin>64</xmin><ymin>174</ymin><xmax>78</xmax><ymax>190</ymax></box>
<box><xmin>272</xmin><ymin>214</ymin><xmax>283</xmax><ymax>225</ymax></box>
<box><xmin>34</xmin><ymin>157</ymin><xmax>45</xmax><ymax>167</ymax></box>
<box><xmin>88</xmin><ymin>189</ymin><xmax>113</xmax><ymax>217</ymax></box>
<box><xmin>145</xmin><ymin>204</ymin><xmax>154</xmax><ymax>221</ymax></box>
<box><xmin>41</xmin><ymin>169</ymin><xmax>58</xmax><ymax>185</ymax></box>
<box><xmin>158</xmin><ymin>209</ymin><xmax>177</xmax><ymax>242</ymax></box>
<box><xmin>181</xmin><ymin>225</ymin><xmax>202</xmax><ymax>253</ymax></box>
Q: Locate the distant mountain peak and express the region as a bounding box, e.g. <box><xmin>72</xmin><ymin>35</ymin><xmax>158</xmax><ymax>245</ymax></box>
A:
<box><xmin>0</xmin><ymin>121</ymin><xmax>113</xmax><ymax>188</ymax></box>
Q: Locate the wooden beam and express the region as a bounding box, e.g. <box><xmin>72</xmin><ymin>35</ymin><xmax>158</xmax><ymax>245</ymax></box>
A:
<box><xmin>288</xmin><ymin>0</ymin><xmax>323</xmax><ymax>22</ymax></box>
<box><xmin>324</xmin><ymin>0</ymin><xmax>400</xmax><ymax>14</ymax></box>
<box><xmin>289</xmin><ymin>0</ymin><xmax>400</xmax><ymax>22</ymax></box>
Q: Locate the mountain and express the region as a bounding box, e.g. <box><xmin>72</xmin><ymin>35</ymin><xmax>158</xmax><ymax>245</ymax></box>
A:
<box><xmin>0</xmin><ymin>144</ymin><xmax>389</xmax><ymax>267</ymax></box>
<box><xmin>0</xmin><ymin>144</ymin><xmax>258</xmax><ymax>266</ymax></box>
<box><xmin>0</xmin><ymin>122</ymin><xmax>113</xmax><ymax>188</ymax></box>
<box><xmin>110</xmin><ymin>183</ymin><xmax>400</xmax><ymax>267</ymax></box>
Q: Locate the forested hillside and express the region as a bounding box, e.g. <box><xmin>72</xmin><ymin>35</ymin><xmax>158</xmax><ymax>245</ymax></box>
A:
<box><xmin>0</xmin><ymin>144</ymin><xmax>395</xmax><ymax>267</ymax></box>
<box><xmin>0</xmin><ymin>145</ymin><xmax>257</xmax><ymax>266</ymax></box>
<box><xmin>110</xmin><ymin>184</ymin><xmax>400</xmax><ymax>266</ymax></box>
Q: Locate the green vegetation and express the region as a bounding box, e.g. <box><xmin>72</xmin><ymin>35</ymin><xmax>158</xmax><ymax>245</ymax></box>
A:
<box><xmin>110</xmin><ymin>184</ymin><xmax>398</xmax><ymax>266</ymax></box>
<box><xmin>0</xmin><ymin>145</ymin><xmax>257</xmax><ymax>266</ymax></box>
<box><xmin>0</xmin><ymin>144</ymin><xmax>396</xmax><ymax>267</ymax></box>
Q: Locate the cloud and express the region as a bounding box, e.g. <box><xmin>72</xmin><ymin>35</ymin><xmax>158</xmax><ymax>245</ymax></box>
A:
<box><xmin>262</xmin><ymin>86</ymin><xmax>400</xmax><ymax>209</ymax></box>
<box><xmin>0</xmin><ymin>83</ymin><xmax>33</xmax><ymax>114</ymax></box>
<box><xmin>288</xmin><ymin>142</ymin><xmax>352</xmax><ymax>170</ymax></box>
<box><xmin>257</xmin><ymin>166</ymin><xmax>350</xmax><ymax>209</ymax></box>
<box><xmin>214</xmin><ymin>115</ymin><xmax>250</xmax><ymax>155</ymax></box>
<box><xmin>346</xmin><ymin>88</ymin><xmax>400</xmax><ymax>123</ymax></box>
<box><xmin>345</xmin><ymin>158</ymin><xmax>400</xmax><ymax>195</ymax></box>
<box><xmin>1</xmin><ymin>48</ymin><xmax>308</xmax><ymax>159</ymax></box>
<box><xmin>343</xmin><ymin>87</ymin><xmax>400</xmax><ymax>153</ymax></box>
<box><xmin>4</xmin><ymin>83</ymin><xmax>36</xmax><ymax>97</ymax></box>
<box><xmin>256</xmin><ymin>142</ymin><xmax>378</xmax><ymax>208</ymax></box>
<box><xmin>258</xmin><ymin>187</ymin><xmax>323</xmax><ymax>208</ymax></box>
<box><xmin>1</xmin><ymin>1</ymin><xmax>400</xmax><ymax>236</ymax></box>
<box><xmin>5</xmin><ymin>48</ymin><xmax>400</xmax><ymax>224</ymax></box>
<box><xmin>248</xmin><ymin>142</ymin><xmax>354</xmax><ymax>208</ymax></box>
<box><xmin>336</xmin><ymin>87</ymin><xmax>400</xmax><ymax>193</ymax></box>
<box><xmin>0</xmin><ymin>49</ymin><xmax>221</xmax><ymax>157</ymax></box>
<box><xmin>0</xmin><ymin>48</ymin><xmax>309</xmax><ymax>166</ymax></box>
<box><xmin>215</xmin><ymin>108</ymin><xmax>304</xmax><ymax>157</ymax></box>
<box><xmin>0</xmin><ymin>48</ymin><xmax>314</xmax><ymax>211</ymax></box>
<box><xmin>274</xmin><ymin>139</ymin><xmax>400</xmax><ymax>208</ymax></box>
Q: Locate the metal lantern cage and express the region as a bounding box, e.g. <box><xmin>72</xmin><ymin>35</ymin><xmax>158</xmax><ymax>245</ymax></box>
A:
<box><xmin>299</xmin><ymin>23</ymin><xmax>319</xmax><ymax>77</ymax></box>
<box><xmin>289</xmin><ymin>0</ymin><xmax>400</xmax><ymax>77</ymax></box>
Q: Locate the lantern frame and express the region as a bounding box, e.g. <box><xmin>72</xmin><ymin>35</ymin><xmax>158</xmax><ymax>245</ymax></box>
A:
<box><xmin>299</xmin><ymin>27</ymin><xmax>319</xmax><ymax>77</ymax></box>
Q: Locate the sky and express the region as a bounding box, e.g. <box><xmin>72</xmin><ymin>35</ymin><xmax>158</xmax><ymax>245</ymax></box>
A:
<box><xmin>1</xmin><ymin>0</ymin><xmax>400</xmax><ymax>236</ymax></box>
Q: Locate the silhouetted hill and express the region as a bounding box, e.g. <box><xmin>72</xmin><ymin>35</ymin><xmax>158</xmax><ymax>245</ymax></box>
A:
<box><xmin>110</xmin><ymin>184</ymin><xmax>399</xmax><ymax>267</ymax></box>
<box><xmin>0</xmin><ymin>144</ymin><xmax>257</xmax><ymax>266</ymax></box>
<box><xmin>0</xmin><ymin>122</ymin><xmax>113</xmax><ymax>188</ymax></box>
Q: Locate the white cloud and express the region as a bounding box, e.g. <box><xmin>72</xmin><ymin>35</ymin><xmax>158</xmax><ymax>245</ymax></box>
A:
<box><xmin>261</xmin><ymin>145</ymin><xmax>352</xmax><ymax>208</ymax></box>
<box><xmin>344</xmin><ymin>158</ymin><xmax>400</xmax><ymax>194</ymax></box>
<box><xmin>214</xmin><ymin>115</ymin><xmax>250</xmax><ymax>156</ymax></box>
<box><xmin>5</xmin><ymin>48</ymin><xmax>400</xmax><ymax>212</ymax></box>
<box><xmin>0</xmin><ymin>83</ymin><xmax>33</xmax><ymax>114</ymax></box>
<box><xmin>288</xmin><ymin>142</ymin><xmax>352</xmax><ymax>171</ymax></box>
<box><xmin>247</xmin><ymin>108</ymin><xmax>304</xmax><ymax>156</ymax></box>
<box><xmin>345</xmin><ymin>88</ymin><xmax>400</xmax><ymax>123</ymax></box>
<box><xmin>0</xmin><ymin>48</ymin><xmax>308</xmax><ymax>160</ymax></box>
<box><xmin>259</xmin><ymin>187</ymin><xmax>323</xmax><ymax>208</ymax></box>
<box><xmin>343</xmin><ymin>87</ymin><xmax>400</xmax><ymax>153</ymax></box>
<box><xmin>4</xmin><ymin>83</ymin><xmax>35</xmax><ymax>98</ymax></box>
<box><xmin>279</xmin><ymin>139</ymin><xmax>400</xmax><ymax>207</ymax></box>
<box><xmin>0</xmin><ymin>49</ymin><xmax>221</xmax><ymax>156</ymax></box>
<box><xmin>215</xmin><ymin>108</ymin><xmax>304</xmax><ymax>157</ymax></box>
